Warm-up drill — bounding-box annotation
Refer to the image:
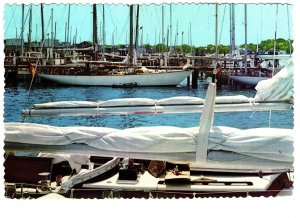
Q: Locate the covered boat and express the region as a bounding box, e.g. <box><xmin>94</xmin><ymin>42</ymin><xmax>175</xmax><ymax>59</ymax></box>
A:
<box><xmin>4</xmin><ymin>59</ymin><xmax>294</xmax><ymax>198</ymax></box>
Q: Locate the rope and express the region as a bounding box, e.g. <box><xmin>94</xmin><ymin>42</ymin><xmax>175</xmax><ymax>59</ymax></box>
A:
<box><xmin>218</xmin><ymin>4</ymin><xmax>227</xmax><ymax>46</ymax></box>
<box><xmin>4</xmin><ymin>5</ymin><xmax>17</xmax><ymax>36</ymax></box>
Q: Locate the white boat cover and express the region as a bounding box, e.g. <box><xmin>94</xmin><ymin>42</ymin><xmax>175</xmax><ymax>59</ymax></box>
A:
<box><xmin>32</xmin><ymin>95</ymin><xmax>251</xmax><ymax>109</ymax></box>
<box><xmin>4</xmin><ymin>123</ymin><xmax>293</xmax><ymax>170</ymax></box>
<box><xmin>38</xmin><ymin>153</ymin><xmax>90</xmax><ymax>173</ymax></box>
<box><xmin>255</xmin><ymin>58</ymin><xmax>293</xmax><ymax>102</ymax></box>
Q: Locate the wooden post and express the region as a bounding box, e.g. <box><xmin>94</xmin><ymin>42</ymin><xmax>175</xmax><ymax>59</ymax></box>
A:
<box><xmin>192</xmin><ymin>70</ymin><xmax>198</xmax><ymax>89</ymax></box>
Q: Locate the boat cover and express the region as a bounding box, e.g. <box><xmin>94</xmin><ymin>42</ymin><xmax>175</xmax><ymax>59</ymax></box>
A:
<box><xmin>4</xmin><ymin>123</ymin><xmax>293</xmax><ymax>170</ymax></box>
<box><xmin>255</xmin><ymin>58</ymin><xmax>293</xmax><ymax>102</ymax></box>
<box><xmin>32</xmin><ymin>95</ymin><xmax>250</xmax><ymax>109</ymax></box>
<box><xmin>38</xmin><ymin>153</ymin><xmax>90</xmax><ymax>172</ymax></box>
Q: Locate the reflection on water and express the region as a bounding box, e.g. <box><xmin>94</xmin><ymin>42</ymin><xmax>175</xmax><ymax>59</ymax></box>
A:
<box><xmin>4</xmin><ymin>81</ymin><xmax>293</xmax><ymax>130</ymax></box>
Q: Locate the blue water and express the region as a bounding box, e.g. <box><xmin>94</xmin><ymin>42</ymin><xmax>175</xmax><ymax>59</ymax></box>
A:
<box><xmin>4</xmin><ymin>81</ymin><xmax>293</xmax><ymax>130</ymax></box>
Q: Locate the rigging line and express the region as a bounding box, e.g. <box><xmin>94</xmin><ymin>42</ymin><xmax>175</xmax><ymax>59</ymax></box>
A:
<box><xmin>4</xmin><ymin>5</ymin><xmax>17</xmax><ymax>35</ymax></box>
<box><xmin>27</xmin><ymin>15</ymin><xmax>52</xmax><ymax>101</ymax></box>
<box><xmin>15</xmin><ymin>6</ymin><xmax>30</xmax><ymax>41</ymax></box>
<box><xmin>218</xmin><ymin>4</ymin><xmax>227</xmax><ymax>46</ymax></box>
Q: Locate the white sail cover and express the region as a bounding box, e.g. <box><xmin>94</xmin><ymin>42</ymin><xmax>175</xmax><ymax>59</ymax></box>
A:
<box><xmin>4</xmin><ymin>123</ymin><xmax>293</xmax><ymax>171</ymax></box>
<box><xmin>255</xmin><ymin>58</ymin><xmax>293</xmax><ymax>101</ymax></box>
<box><xmin>32</xmin><ymin>95</ymin><xmax>251</xmax><ymax>109</ymax></box>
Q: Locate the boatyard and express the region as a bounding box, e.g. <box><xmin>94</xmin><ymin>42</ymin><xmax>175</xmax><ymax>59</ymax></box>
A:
<box><xmin>3</xmin><ymin>2</ymin><xmax>294</xmax><ymax>199</ymax></box>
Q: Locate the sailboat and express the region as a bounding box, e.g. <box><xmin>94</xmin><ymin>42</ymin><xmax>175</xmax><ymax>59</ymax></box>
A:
<box><xmin>4</xmin><ymin>58</ymin><xmax>294</xmax><ymax>198</ymax></box>
<box><xmin>37</xmin><ymin>5</ymin><xmax>192</xmax><ymax>87</ymax></box>
<box><xmin>229</xmin><ymin>5</ymin><xmax>292</xmax><ymax>87</ymax></box>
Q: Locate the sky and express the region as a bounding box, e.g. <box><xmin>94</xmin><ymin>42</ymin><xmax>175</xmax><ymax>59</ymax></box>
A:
<box><xmin>3</xmin><ymin>2</ymin><xmax>293</xmax><ymax>47</ymax></box>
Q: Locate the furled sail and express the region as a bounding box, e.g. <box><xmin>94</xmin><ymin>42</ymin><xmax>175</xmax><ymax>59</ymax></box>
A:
<box><xmin>4</xmin><ymin>122</ymin><xmax>293</xmax><ymax>172</ymax></box>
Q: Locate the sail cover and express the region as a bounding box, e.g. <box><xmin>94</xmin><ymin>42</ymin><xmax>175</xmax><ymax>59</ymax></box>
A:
<box><xmin>255</xmin><ymin>58</ymin><xmax>293</xmax><ymax>102</ymax></box>
<box><xmin>4</xmin><ymin>123</ymin><xmax>293</xmax><ymax>171</ymax></box>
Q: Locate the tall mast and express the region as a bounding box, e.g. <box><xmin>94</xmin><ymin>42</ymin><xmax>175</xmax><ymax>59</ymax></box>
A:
<box><xmin>170</xmin><ymin>5</ymin><xmax>172</xmax><ymax>49</ymax></box>
<box><xmin>287</xmin><ymin>5</ymin><xmax>292</xmax><ymax>56</ymax></box>
<box><xmin>54</xmin><ymin>22</ymin><xmax>56</xmax><ymax>47</ymax></box>
<box><xmin>28</xmin><ymin>5</ymin><xmax>32</xmax><ymax>51</ymax></box>
<box><xmin>35</xmin><ymin>23</ymin><xmax>37</xmax><ymax>51</ymax></box>
<box><xmin>102</xmin><ymin>5</ymin><xmax>105</xmax><ymax>53</ymax></box>
<box><xmin>51</xmin><ymin>8</ymin><xmax>54</xmax><ymax>47</ymax></box>
<box><xmin>15</xmin><ymin>28</ymin><xmax>18</xmax><ymax>52</ymax></box>
<box><xmin>64</xmin><ymin>22</ymin><xmax>67</xmax><ymax>43</ymax></box>
<box><xmin>190</xmin><ymin>22</ymin><xmax>192</xmax><ymax>52</ymax></box>
<box><xmin>162</xmin><ymin>5</ymin><xmax>164</xmax><ymax>46</ymax></box>
<box><xmin>231</xmin><ymin>4</ymin><xmax>235</xmax><ymax>57</ymax></box>
<box><xmin>215</xmin><ymin>3</ymin><xmax>218</xmax><ymax>59</ymax></box>
<box><xmin>93</xmin><ymin>4</ymin><xmax>98</xmax><ymax>46</ymax></box>
<box><xmin>41</xmin><ymin>4</ymin><xmax>44</xmax><ymax>49</ymax></box>
<box><xmin>244</xmin><ymin>4</ymin><xmax>247</xmax><ymax>75</ymax></box>
<box><xmin>135</xmin><ymin>4</ymin><xmax>140</xmax><ymax>50</ymax></box>
<box><xmin>129</xmin><ymin>5</ymin><xmax>134</xmax><ymax>65</ymax></box>
<box><xmin>229</xmin><ymin>4</ymin><xmax>232</xmax><ymax>57</ymax></box>
<box><xmin>213</xmin><ymin>3</ymin><xmax>218</xmax><ymax>83</ymax></box>
<box><xmin>272</xmin><ymin>4</ymin><xmax>279</xmax><ymax>76</ymax></box>
<box><xmin>75</xmin><ymin>27</ymin><xmax>77</xmax><ymax>45</ymax></box>
<box><xmin>67</xmin><ymin>5</ymin><xmax>71</xmax><ymax>46</ymax></box>
<box><xmin>21</xmin><ymin>4</ymin><xmax>24</xmax><ymax>56</ymax></box>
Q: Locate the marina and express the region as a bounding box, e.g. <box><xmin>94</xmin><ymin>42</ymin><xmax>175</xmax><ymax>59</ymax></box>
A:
<box><xmin>3</xmin><ymin>2</ymin><xmax>294</xmax><ymax>199</ymax></box>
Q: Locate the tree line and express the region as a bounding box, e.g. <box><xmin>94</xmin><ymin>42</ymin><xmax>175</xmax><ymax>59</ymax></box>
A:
<box><xmin>112</xmin><ymin>38</ymin><xmax>293</xmax><ymax>54</ymax></box>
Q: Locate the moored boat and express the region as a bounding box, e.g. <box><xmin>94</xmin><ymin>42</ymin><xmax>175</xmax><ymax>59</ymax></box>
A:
<box><xmin>38</xmin><ymin>68</ymin><xmax>192</xmax><ymax>86</ymax></box>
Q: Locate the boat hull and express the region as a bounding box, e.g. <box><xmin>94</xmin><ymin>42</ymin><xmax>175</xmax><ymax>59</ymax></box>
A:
<box><xmin>229</xmin><ymin>76</ymin><xmax>269</xmax><ymax>86</ymax></box>
<box><xmin>39</xmin><ymin>70</ymin><xmax>192</xmax><ymax>86</ymax></box>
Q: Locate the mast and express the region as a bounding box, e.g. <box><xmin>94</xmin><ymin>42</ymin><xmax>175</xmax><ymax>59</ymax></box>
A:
<box><xmin>129</xmin><ymin>5</ymin><xmax>134</xmax><ymax>65</ymax></box>
<box><xmin>272</xmin><ymin>4</ymin><xmax>279</xmax><ymax>76</ymax></box>
<box><xmin>51</xmin><ymin>8</ymin><xmax>54</xmax><ymax>47</ymax></box>
<box><xmin>67</xmin><ymin>5</ymin><xmax>71</xmax><ymax>46</ymax></box>
<box><xmin>170</xmin><ymin>5</ymin><xmax>172</xmax><ymax>50</ymax></box>
<box><xmin>244</xmin><ymin>4</ymin><xmax>247</xmax><ymax>75</ymax></box>
<box><xmin>54</xmin><ymin>22</ymin><xmax>56</xmax><ymax>47</ymax></box>
<box><xmin>35</xmin><ymin>23</ymin><xmax>37</xmax><ymax>51</ymax></box>
<box><xmin>213</xmin><ymin>3</ymin><xmax>218</xmax><ymax>83</ymax></box>
<box><xmin>15</xmin><ymin>28</ymin><xmax>18</xmax><ymax>52</ymax></box>
<box><xmin>64</xmin><ymin>22</ymin><xmax>67</xmax><ymax>44</ymax></box>
<box><xmin>28</xmin><ymin>5</ymin><xmax>32</xmax><ymax>51</ymax></box>
<box><xmin>190</xmin><ymin>22</ymin><xmax>192</xmax><ymax>53</ymax></box>
<box><xmin>75</xmin><ymin>27</ymin><xmax>77</xmax><ymax>45</ymax></box>
<box><xmin>215</xmin><ymin>3</ymin><xmax>218</xmax><ymax>59</ymax></box>
<box><xmin>41</xmin><ymin>4</ymin><xmax>44</xmax><ymax>49</ymax></box>
<box><xmin>21</xmin><ymin>4</ymin><xmax>24</xmax><ymax>56</ymax></box>
<box><xmin>135</xmin><ymin>5</ymin><xmax>140</xmax><ymax>50</ymax></box>
<box><xmin>162</xmin><ymin>5</ymin><xmax>164</xmax><ymax>46</ymax></box>
<box><xmin>230</xmin><ymin>4</ymin><xmax>235</xmax><ymax>57</ymax></box>
<box><xmin>92</xmin><ymin>4</ymin><xmax>98</xmax><ymax>50</ymax></box>
<box><xmin>102</xmin><ymin>5</ymin><xmax>105</xmax><ymax>53</ymax></box>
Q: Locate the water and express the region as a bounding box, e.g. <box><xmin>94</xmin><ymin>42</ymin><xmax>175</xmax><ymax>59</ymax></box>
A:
<box><xmin>4</xmin><ymin>81</ymin><xmax>293</xmax><ymax>130</ymax></box>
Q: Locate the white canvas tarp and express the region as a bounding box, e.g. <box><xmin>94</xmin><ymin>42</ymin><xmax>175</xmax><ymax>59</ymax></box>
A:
<box><xmin>255</xmin><ymin>58</ymin><xmax>293</xmax><ymax>102</ymax></box>
<box><xmin>4</xmin><ymin>123</ymin><xmax>293</xmax><ymax>171</ymax></box>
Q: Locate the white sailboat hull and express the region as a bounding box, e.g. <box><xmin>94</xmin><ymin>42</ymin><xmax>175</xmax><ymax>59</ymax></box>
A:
<box><xmin>39</xmin><ymin>70</ymin><xmax>192</xmax><ymax>86</ymax></box>
<box><xmin>229</xmin><ymin>76</ymin><xmax>269</xmax><ymax>86</ymax></box>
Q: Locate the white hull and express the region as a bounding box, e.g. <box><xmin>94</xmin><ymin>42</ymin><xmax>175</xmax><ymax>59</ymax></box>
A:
<box><xmin>229</xmin><ymin>76</ymin><xmax>269</xmax><ymax>86</ymax></box>
<box><xmin>39</xmin><ymin>70</ymin><xmax>192</xmax><ymax>86</ymax></box>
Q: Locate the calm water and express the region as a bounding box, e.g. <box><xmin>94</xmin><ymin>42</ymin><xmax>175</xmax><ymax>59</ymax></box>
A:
<box><xmin>4</xmin><ymin>81</ymin><xmax>293</xmax><ymax>130</ymax></box>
